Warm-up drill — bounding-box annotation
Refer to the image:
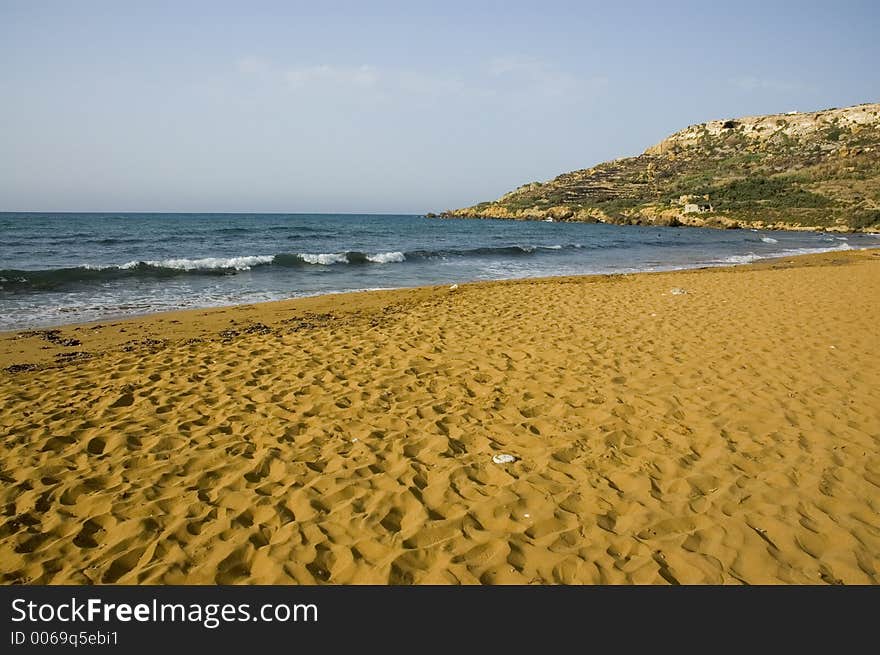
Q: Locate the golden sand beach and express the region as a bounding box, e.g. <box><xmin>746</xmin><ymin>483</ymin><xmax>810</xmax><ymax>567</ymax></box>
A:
<box><xmin>1</xmin><ymin>249</ymin><xmax>878</xmax><ymax>584</ymax></box>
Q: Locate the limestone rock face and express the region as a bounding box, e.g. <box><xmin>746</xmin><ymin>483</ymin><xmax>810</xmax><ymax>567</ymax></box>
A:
<box><xmin>438</xmin><ymin>103</ymin><xmax>880</xmax><ymax>232</ymax></box>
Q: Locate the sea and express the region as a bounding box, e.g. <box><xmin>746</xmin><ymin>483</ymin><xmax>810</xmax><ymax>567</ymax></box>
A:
<box><xmin>2</xmin><ymin>212</ymin><xmax>878</xmax><ymax>331</ymax></box>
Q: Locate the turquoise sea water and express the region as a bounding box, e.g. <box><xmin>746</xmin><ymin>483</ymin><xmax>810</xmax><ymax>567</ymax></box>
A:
<box><xmin>2</xmin><ymin>212</ymin><xmax>878</xmax><ymax>330</ymax></box>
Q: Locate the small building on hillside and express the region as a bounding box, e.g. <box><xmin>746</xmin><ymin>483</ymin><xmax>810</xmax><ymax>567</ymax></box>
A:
<box><xmin>678</xmin><ymin>194</ymin><xmax>713</xmax><ymax>213</ymax></box>
<box><xmin>683</xmin><ymin>202</ymin><xmax>713</xmax><ymax>214</ymax></box>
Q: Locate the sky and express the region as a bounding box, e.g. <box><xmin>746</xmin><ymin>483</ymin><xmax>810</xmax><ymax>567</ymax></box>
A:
<box><xmin>1</xmin><ymin>0</ymin><xmax>878</xmax><ymax>213</ymax></box>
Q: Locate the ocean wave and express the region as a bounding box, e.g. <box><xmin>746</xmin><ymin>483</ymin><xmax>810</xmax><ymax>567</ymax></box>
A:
<box><xmin>367</xmin><ymin>251</ymin><xmax>406</xmax><ymax>264</ymax></box>
<box><xmin>7</xmin><ymin>240</ymin><xmax>866</xmax><ymax>295</ymax></box>
<box><xmin>718</xmin><ymin>241</ymin><xmax>855</xmax><ymax>267</ymax></box>
<box><xmin>0</xmin><ymin>243</ymin><xmax>578</xmax><ymax>292</ymax></box>
<box><xmin>270</xmin><ymin>244</ymin><xmax>584</xmax><ymax>265</ymax></box>
<box><xmin>721</xmin><ymin>253</ymin><xmax>763</xmax><ymax>264</ymax></box>
<box><xmin>404</xmin><ymin>244</ymin><xmax>582</xmax><ymax>259</ymax></box>
<box><xmin>125</xmin><ymin>255</ymin><xmax>276</xmax><ymax>271</ymax></box>
<box><xmin>297</xmin><ymin>252</ymin><xmax>350</xmax><ymax>265</ymax></box>
<box><xmin>0</xmin><ymin>250</ymin><xmax>410</xmax><ymax>291</ymax></box>
<box><xmin>761</xmin><ymin>237</ymin><xmax>779</xmax><ymax>244</ymax></box>
<box><xmin>214</xmin><ymin>227</ymin><xmax>253</xmax><ymax>235</ymax></box>
<box><xmin>95</xmin><ymin>237</ymin><xmax>146</xmax><ymax>245</ymax></box>
<box><xmin>0</xmin><ymin>261</ymin><xmax>255</xmax><ymax>292</ymax></box>
<box><xmin>282</xmin><ymin>244</ymin><xmax>580</xmax><ymax>264</ymax></box>
<box><xmin>268</xmin><ymin>224</ymin><xmax>325</xmax><ymax>233</ymax></box>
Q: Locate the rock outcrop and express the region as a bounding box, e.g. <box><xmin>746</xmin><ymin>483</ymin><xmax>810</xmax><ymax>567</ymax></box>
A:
<box><xmin>438</xmin><ymin>103</ymin><xmax>880</xmax><ymax>231</ymax></box>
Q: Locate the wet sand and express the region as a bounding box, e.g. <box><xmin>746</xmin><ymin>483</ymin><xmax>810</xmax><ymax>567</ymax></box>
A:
<box><xmin>1</xmin><ymin>249</ymin><xmax>879</xmax><ymax>584</ymax></box>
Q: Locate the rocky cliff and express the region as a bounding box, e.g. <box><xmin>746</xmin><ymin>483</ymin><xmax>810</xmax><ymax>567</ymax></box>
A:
<box><xmin>438</xmin><ymin>103</ymin><xmax>880</xmax><ymax>231</ymax></box>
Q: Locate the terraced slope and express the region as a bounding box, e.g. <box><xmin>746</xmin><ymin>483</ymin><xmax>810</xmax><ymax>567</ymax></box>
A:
<box><xmin>440</xmin><ymin>103</ymin><xmax>880</xmax><ymax>231</ymax></box>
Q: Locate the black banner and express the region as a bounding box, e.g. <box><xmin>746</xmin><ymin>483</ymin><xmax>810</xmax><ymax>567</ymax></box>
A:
<box><xmin>0</xmin><ymin>585</ymin><xmax>875</xmax><ymax>652</ymax></box>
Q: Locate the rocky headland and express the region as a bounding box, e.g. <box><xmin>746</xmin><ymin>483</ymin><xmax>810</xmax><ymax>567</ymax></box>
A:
<box><xmin>437</xmin><ymin>103</ymin><xmax>880</xmax><ymax>232</ymax></box>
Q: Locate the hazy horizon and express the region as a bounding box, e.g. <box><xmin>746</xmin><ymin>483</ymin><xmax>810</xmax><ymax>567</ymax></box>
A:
<box><xmin>2</xmin><ymin>0</ymin><xmax>878</xmax><ymax>214</ymax></box>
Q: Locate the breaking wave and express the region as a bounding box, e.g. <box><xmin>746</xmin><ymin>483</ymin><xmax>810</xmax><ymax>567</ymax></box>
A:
<box><xmin>2</xmin><ymin>240</ymin><xmax>867</xmax><ymax>294</ymax></box>
<box><xmin>717</xmin><ymin>241</ymin><xmax>855</xmax><ymax>266</ymax></box>
<box><xmin>1</xmin><ymin>244</ymin><xmax>592</xmax><ymax>291</ymax></box>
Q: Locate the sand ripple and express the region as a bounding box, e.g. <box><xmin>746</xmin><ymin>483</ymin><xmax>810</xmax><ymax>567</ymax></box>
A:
<box><xmin>1</xmin><ymin>251</ymin><xmax>879</xmax><ymax>584</ymax></box>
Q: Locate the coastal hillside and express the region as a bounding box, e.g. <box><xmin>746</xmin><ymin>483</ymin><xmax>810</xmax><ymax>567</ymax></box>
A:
<box><xmin>439</xmin><ymin>103</ymin><xmax>880</xmax><ymax>231</ymax></box>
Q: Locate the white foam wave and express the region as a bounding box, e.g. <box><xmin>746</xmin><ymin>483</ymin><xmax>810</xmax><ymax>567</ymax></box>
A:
<box><xmin>129</xmin><ymin>255</ymin><xmax>274</xmax><ymax>271</ymax></box>
<box><xmin>83</xmin><ymin>256</ymin><xmax>274</xmax><ymax>271</ymax></box>
<box><xmin>761</xmin><ymin>237</ymin><xmax>778</xmax><ymax>244</ymax></box>
<box><xmin>721</xmin><ymin>253</ymin><xmax>762</xmax><ymax>264</ymax></box>
<box><xmin>778</xmin><ymin>243</ymin><xmax>853</xmax><ymax>256</ymax></box>
<box><xmin>721</xmin><ymin>241</ymin><xmax>856</xmax><ymax>266</ymax></box>
<box><xmin>299</xmin><ymin>253</ymin><xmax>349</xmax><ymax>265</ymax></box>
<box><xmin>366</xmin><ymin>251</ymin><xmax>406</xmax><ymax>263</ymax></box>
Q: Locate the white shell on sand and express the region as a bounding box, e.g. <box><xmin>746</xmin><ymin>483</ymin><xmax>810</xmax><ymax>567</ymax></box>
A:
<box><xmin>492</xmin><ymin>453</ymin><xmax>517</xmax><ymax>464</ymax></box>
<box><xmin>449</xmin><ymin>284</ymin><xmax>459</xmax><ymax>291</ymax></box>
<box><xmin>670</xmin><ymin>287</ymin><xmax>687</xmax><ymax>295</ymax></box>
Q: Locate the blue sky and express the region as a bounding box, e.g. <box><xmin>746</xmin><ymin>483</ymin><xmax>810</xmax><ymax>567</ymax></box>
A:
<box><xmin>1</xmin><ymin>0</ymin><xmax>878</xmax><ymax>213</ymax></box>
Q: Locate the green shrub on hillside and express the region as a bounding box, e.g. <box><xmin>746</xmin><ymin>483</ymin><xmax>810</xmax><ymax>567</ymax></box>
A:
<box><xmin>695</xmin><ymin>176</ymin><xmax>832</xmax><ymax>209</ymax></box>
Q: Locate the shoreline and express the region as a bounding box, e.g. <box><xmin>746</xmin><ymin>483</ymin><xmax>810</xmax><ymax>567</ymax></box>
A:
<box><xmin>1</xmin><ymin>248</ymin><xmax>875</xmax><ymax>372</ymax></box>
<box><xmin>432</xmin><ymin>211</ymin><xmax>880</xmax><ymax>233</ymax></box>
<box><xmin>2</xmin><ymin>247</ymin><xmax>879</xmax><ymax>584</ymax></box>
<box><xmin>1</xmin><ymin>239</ymin><xmax>874</xmax><ymax>343</ymax></box>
